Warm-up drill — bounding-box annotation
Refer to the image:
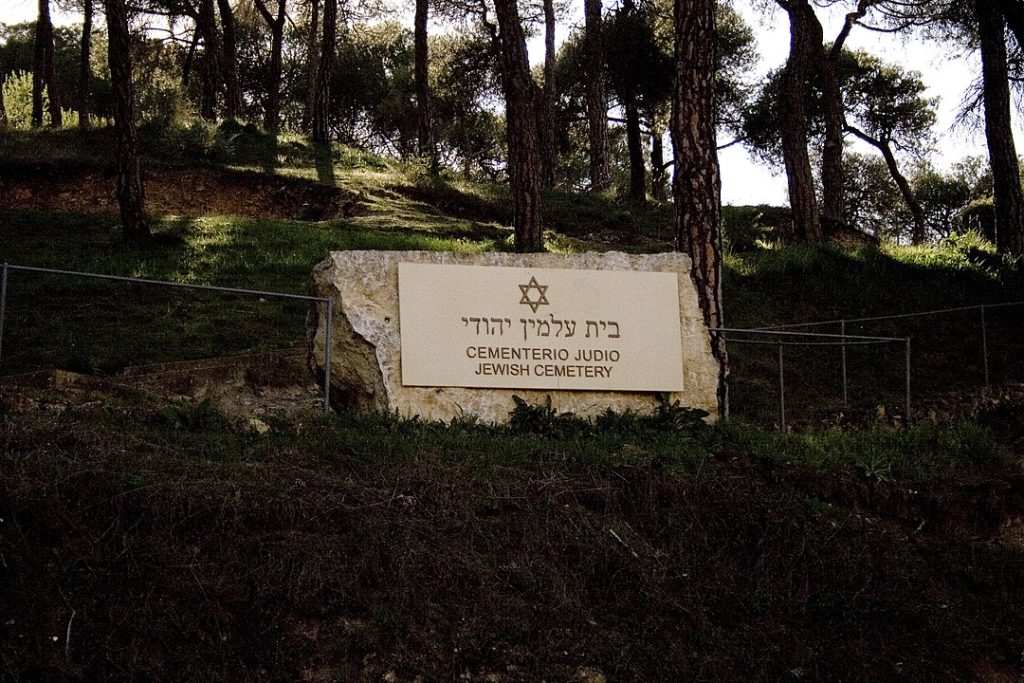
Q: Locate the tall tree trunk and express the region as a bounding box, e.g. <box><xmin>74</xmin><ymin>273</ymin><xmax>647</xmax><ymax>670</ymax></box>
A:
<box><xmin>650</xmin><ymin>128</ymin><xmax>667</xmax><ymax>201</ymax></box>
<box><xmin>255</xmin><ymin>0</ymin><xmax>286</xmax><ymax>134</ymax></box>
<box><xmin>311</xmin><ymin>0</ymin><xmax>337</xmax><ymax>143</ymax></box>
<box><xmin>217</xmin><ymin>0</ymin><xmax>242</xmax><ymax>119</ymax></box>
<box><xmin>621</xmin><ymin>0</ymin><xmax>645</xmax><ymax>205</ymax></box>
<box><xmin>182</xmin><ymin>27</ymin><xmax>200</xmax><ymax>87</ymax></box>
<box><xmin>493</xmin><ymin>0</ymin><xmax>544</xmax><ymax>251</ymax></box>
<box><xmin>197</xmin><ymin>0</ymin><xmax>222</xmax><ymax>121</ymax></box>
<box><xmin>673</xmin><ymin>0</ymin><xmax>726</xmax><ymax>414</ymax></box>
<box><xmin>78</xmin><ymin>0</ymin><xmax>93</xmax><ymax>128</ymax></box>
<box><xmin>625</xmin><ymin>101</ymin><xmax>645</xmax><ymax>202</ymax></box>
<box><xmin>32</xmin><ymin>0</ymin><xmax>50</xmax><ymax>128</ymax></box>
<box><xmin>819</xmin><ymin>42</ymin><xmax>846</xmax><ymax>229</ymax></box>
<box><xmin>847</xmin><ymin>125</ymin><xmax>926</xmax><ymax>243</ymax></box>
<box><xmin>778</xmin><ymin>0</ymin><xmax>822</xmax><ymax>243</ymax></box>
<box><xmin>820</xmin><ymin>0</ymin><xmax>873</xmax><ymax>230</ymax></box>
<box><xmin>538</xmin><ymin>0</ymin><xmax>557</xmax><ymax>187</ymax></box>
<box><xmin>977</xmin><ymin>0</ymin><xmax>1024</xmax><ymax>255</ymax></box>
<box><xmin>994</xmin><ymin>0</ymin><xmax>1024</xmax><ymax>48</ymax></box>
<box><xmin>103</xmin><ymin>0</ymin><xmax>150</xmax><ymax>244</ymax></box>
<box><xmin>305</xmin><ymin>0</ymin><xmax>320</xmax><ymax>132</ymax></box>
<box><xmin>584</xmin><ymin>0</ymin><xmax>610</xmax><ymax>191</ymax></box>
<box><xmin>44</xmin><ymin>0</ymin><xmax>61</xmax><ymax>128</ymax></box>
<box><xmin>414</xmin><ymin>0</ymin><xmax>436</xmax><ymax>170</ymax></box>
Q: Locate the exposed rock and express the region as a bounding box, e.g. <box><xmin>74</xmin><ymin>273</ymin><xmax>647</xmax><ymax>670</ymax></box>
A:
<box><xmin>308</xmin><ymin>251</ymin><xmax>721</xmax><ymax>424</ymax></box>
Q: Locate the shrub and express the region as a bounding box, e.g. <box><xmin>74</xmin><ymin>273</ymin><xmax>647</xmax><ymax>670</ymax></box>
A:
<box><xmin>960</xmin><ymin>197</ymin><xmax>995</xmax><ymax>243</ymax></box>
<box><xmin>137</xmin><ymin>69</ymin><xmax>191</xmax><ymax>128</ymax></box>
<box><xmin>2</xmin><ymin>70</ymin><xmax>44</xmax><ymax>130</ymax></box>
<box><xmin>722</xmin><ymin>204</ymin><xmax>790</xmax><ymax>251</ymax></box>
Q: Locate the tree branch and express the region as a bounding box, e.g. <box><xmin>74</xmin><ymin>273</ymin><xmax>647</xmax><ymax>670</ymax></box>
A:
<box><xmin>845</xmin><ymin>123</ymin><xmax>884</xmax><ymax>150</ymax></box>
<box><xmin>716</xmin><ymin>137</ymin><xmax>747</xmax><ymax>151</ymax></box>
<box><xmin>831</xmin><ymin>0</ymin><xmax>877</xmax><ymax>60</ymax></box>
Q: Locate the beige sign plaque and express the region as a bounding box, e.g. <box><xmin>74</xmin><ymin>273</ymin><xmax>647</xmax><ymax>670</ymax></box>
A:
<box><xmin>398</xmin><ymin>262</ymin><xmax>684</xmax><ymax>392</ymax></box>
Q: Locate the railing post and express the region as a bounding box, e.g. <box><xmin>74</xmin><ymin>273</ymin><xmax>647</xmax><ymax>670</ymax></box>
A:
<box><xmin>323</xmin><ymin>298</ymin><xmax>333</xmax><ymax>413</ymax></box>
<box><xmin>841</xmin><ymin>318</ymin><xmax>848</xmax><ymax>406</ymax></box>
<box><xmin>980</xmin><ymin>305</ymin><xmax>990</xmax><ymax>388</ymax></box>
<box><xmin>778</xmin><ymin>343</ymin><xmax>786</xmax><ymax>431</ymax></box>
<box><xmin>905</xmin><ymin>337</ymin><xmax>912</xmax><ymax>427</ymax></box>
<box><xmin>0</xmin><ymin>262</ymin><xmax>8</xmax><ymax>371</ymax></box>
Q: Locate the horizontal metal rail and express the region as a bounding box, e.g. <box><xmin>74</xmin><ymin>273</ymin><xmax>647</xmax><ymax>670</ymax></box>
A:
<box><xmin>711</xmin><ymin>326</ymin><xmax>904</xmax><ymax>343</ymax></box>
<box><xmin>724</xmin><ymin>338</ymin><xmax>898</xmax><ymax>347</ymax></box>
<box><xmin>752</xmin><ymin>300</ymin><xmax>1024</xmax><ymax>331</ymax></box>
<box><xmin>713</xmin><ymin>326</ymin><xmax>911</xmax><ymax>428</ymax></box>
<box><xmin>0</xmin><ymin>262</ymin><xmax>335</xmax><ymax>413</ymax></box>
<box><xmin>6</xmin><ymin>264</ymin><xmax>328</xmax><ymax>303</ymax></box>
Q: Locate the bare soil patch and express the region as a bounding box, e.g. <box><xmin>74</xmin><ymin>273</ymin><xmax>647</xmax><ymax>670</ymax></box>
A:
<box><xmin>0</xmin><ymin>349</ymin><xmax>322</xmax><ymax>421</ymax></box>
<box><xmin>0</xmin><ymin>161</ymin><xmax>359</xmax><ymax>221</ymax></box>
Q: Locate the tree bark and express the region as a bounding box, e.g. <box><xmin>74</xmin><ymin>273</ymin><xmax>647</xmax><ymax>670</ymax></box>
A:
<box><xmin>311</xmin><ymin>0</ymin><xmax>337</xmax><ymax>143</ymax></box>
<box><xmin>818</xmin><ymin>0</ymin><xmax>874</xmax><ymax>229</ymax></box>
<box><xmin>819</xmin><ymin>35</ymin><xmax>846</xmax><ymax>229</ymax></box>
<box><xmin>78</xmin><ymin>0</ymin><xmax>93</xmax><ymax>128</ymax></box>
<box><xmin>182</xmin><ymin>27</ymin><xmax>200</xmax><ymax>87</ymax></box>
<box><xmin>305</xmin><ymin>0</ymin><xmax>320</xmax><ymax>132</ymax></box>
<box><xmin>625</xmin><ymin>101</ymin><xmax>645</xmax><ymax>203</ymax></box>
<box><xmin>847</xmin><ymin>125</ymin><xmax>926</xmax><ymax>243</ymax></box>
<box><xmin>977</xmin><ymin>0</ymin><xmax>1024</xmax><ymax>255</ymax></box>
<box><xmin>493</xmin><ymin>0</ymin><xmax>544</xmax><ymax>251</ymax></box>
<box><xmin>103</xmin><ymin>0</ymin><xmax>150</xmax><ymax>244</ymax></box>
<box><xmin>33</xmin><ymin>0</ymin><xmax>57</xmax><ymax>128</ymax></box>
<box><xmin>196</xmin><ymin>0</ymin><xmax>222</xmax><ymax>121</ymax></box>
<box><xmin>994</xmin><ymin>0</ymin><xmax>1024</xmax><ymax>49</ymax></box>
<box><xmin>255</xmin><ymin>0</ymin><xmax>287</xmax><ymax>134</ymax></box>
<box><xmin>650</xmin><ymin>129</ymin><xmax>668</xmax><ymax>201</ymax></box>
<box><xmin>673</xmin><ymin>0</ymin><xmax>726</xmax><ymax>414</ymax></box>
<box><xmin>217</xmin><ymin>0</ymin><xmax>242</xmax><ymax>119</ymax></box>
<box><xmin>584</xmin><ymin>0</ymin><xmax>610</xmax><ymax>191</ymax></box>
<box><xmin>778</xmin><ymin>0</ymin><xmax>822</xmax><ymax>243</ymax></box>
<box><xmin>538</xmin><ymin>0</ymin><xmax>557</xmax><ymax>187</ymax></box>
<box><xmin>414</xmin><ymin>0</ymin><xmax>436</xmax><ymax>169</ymax></box>
<box><xmin>621</xmin><ymin>0</ymin><xmax>645</xmax><ymax>204</ymax></box>
<box><xmin>44</xmin><ymin>0</ymin><xmax>61</xmax><ymax>128</ymax></box>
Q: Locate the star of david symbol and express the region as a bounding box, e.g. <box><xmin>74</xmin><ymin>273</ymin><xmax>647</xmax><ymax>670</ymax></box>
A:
<box><xmin>518</xmin><ymin>276</ymin><xmax>550</xmax><ymax>313</ymax></box>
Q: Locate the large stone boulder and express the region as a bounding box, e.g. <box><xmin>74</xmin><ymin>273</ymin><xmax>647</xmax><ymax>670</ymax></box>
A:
<box><xmin>308</xmin><ymin>251</ymin><xmax>720</xmax><ymax>424</ymax></box>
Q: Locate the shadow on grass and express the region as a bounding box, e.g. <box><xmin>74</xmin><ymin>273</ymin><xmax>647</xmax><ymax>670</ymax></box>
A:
<box><xmin>0</xmin><ymin>207</ymin><xmax>497</xmax><ymax>376</ymax></box>
<box><xmin>313</xmin><ymin>143</ymin><xmax>336</xmax><ymax>185</ymax></box>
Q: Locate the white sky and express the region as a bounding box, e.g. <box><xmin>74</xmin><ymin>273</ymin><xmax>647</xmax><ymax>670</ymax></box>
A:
<box><xmin>1</xmin><ymin>0</ymin><xmax>1016</xmax><ymax>206</ymax></box>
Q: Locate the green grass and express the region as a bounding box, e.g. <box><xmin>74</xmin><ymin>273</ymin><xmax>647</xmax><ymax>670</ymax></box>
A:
<box><xmin>722</xmin><ymin>420</ymin><xmax>1011</xmax><ymax>483</ymax></box>
<box><xmin>0</xmin><ymin>209</ymin><xmax>493</xmax><ymax>374</ymax></box>
<box><xmin>722</xmin><ymin>241</ymin><xmax>1024</xmax><ymax>423</ymax></box>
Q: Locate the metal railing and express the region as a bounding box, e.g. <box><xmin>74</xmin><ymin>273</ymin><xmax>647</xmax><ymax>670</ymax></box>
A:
<box><xmin>753</xmin><ymin>301</ymin><xmax>1024</xmax><ymax>390</ymax></box>
<box><xmin>2</xmin><ymin>261</ymin><xmax>1018</xmax><ymax>427</ymax></box>
<box><xmin>713</xmin><ymin>327</ymin><xmax>911</xmax><ymax>430</ymax></box>
<box><xmin>0</xmin><ymin>262</ymin><xmax>335</xmax><ymax>413</ymax></box>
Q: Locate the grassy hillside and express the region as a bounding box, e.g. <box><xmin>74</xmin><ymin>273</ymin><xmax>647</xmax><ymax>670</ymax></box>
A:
<box><xmin>2</xmin><ymin>127</ymin><xmax>1024</xmax><ymax>680</ymax></box>
<box><xmin>3</xmin><ymin>384</ymin><xmax>1023</xmax><ymax>681</ymax></box>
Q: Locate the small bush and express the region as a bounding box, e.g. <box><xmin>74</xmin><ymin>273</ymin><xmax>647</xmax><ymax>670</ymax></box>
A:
<box><xmin>960</xmin><ymin>197</ymin><xmax>995</xmax><ymax>242</ymax></box>
<box><xmin>0</xmin><ymin>71</ymin><xmax>77</xmax><ymax>130</ymax></box>
<box><xmin>159</xmin><ymin>398</ymin><xmax>230</xmax><ymax>433</ymax></box>
<box><xmin>2</xmin><ymin>71</ymin><xmax>44</xmax><ymax>130</ymax></box>
<box><xmin>143</xmin><ymin>120</ymin><xmax>233</xmax><ymax>162</ymax></box>
<box><xmin>722</xmin><ymin>204</ymin><xmax>791</xmax><ymax>251</ymax></box>
<box><xmin>508</xmin><ymin>395</ymin><xmax>587</xmax><ymax>437</ymax></box>
<box><xmin>137</xmin><ymin>70</ymin><xmax>191</xmax><ymax>128</ymax></box>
